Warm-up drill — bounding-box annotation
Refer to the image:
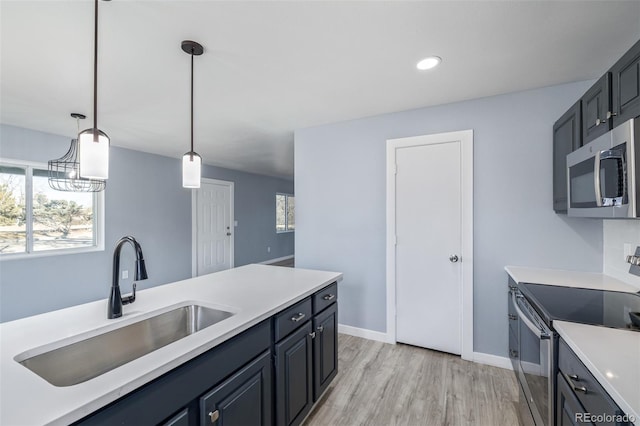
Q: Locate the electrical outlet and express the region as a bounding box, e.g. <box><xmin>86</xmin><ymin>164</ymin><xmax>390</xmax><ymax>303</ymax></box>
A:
<box><xmin>122</xmin><ymin>270</ymin><xmax>129</xmax><ymax>280</ymax></box>
<box><xmin>267</xmin><ymin>246</ymin><xmax>271</xmax><ymax>253</ymax></box>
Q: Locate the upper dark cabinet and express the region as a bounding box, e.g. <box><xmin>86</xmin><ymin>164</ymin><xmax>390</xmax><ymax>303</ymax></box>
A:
<box><xmin>582</xmin><ymin>73</ymin><xmax>611</xmax><ymax>144</ymax></box>
<box><xmin>611</xmin><ymin>39</ymin><xmax>640</xmax><ymax>127</ymax></box>
<box><xmin>553</xmin><ymin>101</ymin><xmax>581</xmax><ymax>213</ymax></box>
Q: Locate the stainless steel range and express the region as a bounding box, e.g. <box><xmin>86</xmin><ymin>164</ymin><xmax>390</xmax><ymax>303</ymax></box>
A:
<box><xmin>508</xmin><ymin>280</ymin><xmax>640</xmax><ymax>426</ymax></box>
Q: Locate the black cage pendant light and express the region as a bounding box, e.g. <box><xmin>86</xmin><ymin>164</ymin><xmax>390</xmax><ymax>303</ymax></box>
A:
<box><xmin>181</xmin><ymin>40</ymin><xmax>203</xmax><ymax>189</ymax></box>
<box><xmin>48</xmin><ymin>113</ymin><xmax>106</xmax><ymax>192</ymax></box>
<box><xmin>78</xmin><ymin>0</ymin><xmax>110</xmax><ymax>180</ymax></box>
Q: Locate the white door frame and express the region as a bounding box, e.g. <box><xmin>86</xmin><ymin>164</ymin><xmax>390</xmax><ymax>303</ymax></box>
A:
<box><xmin>192</xmin><ymin>178</ymin><xmax>235</xmax><ymax>277</ymax></box>
<box><xmin>386</xmin><ymin>130</ymin><xmax>473</xmax><ymax>361</ymax></box>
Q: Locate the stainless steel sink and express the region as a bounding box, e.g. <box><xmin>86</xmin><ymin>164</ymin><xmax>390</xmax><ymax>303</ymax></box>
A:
<box><xmin>17</xmin><ymin>304</ymin><xmax>234</xmax><ymax>387</ymax></box>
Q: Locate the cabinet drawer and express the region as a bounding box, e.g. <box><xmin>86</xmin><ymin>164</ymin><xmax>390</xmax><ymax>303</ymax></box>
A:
<box><xmin>558</xmin><ymin>339</ymin><xmax>624</xmax><ymax>424</ymax></box>
<box><xmin>274</xmin><ymin>297</ymin><xmax>312</xmax><ymax>342</ymax></box>
<box><xmin>313</xmin><ymin>282</ymin><xmax>338</xmax><ymax>314</ymax></box>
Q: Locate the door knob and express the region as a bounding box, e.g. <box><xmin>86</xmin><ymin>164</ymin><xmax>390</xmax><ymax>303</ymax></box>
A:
<box><xmin>449</xmin><ymin>255</ymin><xmax>459</xmax><ymax>263</ymax></box>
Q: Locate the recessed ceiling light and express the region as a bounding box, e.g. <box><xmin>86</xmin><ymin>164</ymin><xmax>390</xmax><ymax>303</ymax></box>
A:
<box><xmin>416</xmin><ymin>56</ymin><xmax>441</xmax><ymax>71</ymax></box>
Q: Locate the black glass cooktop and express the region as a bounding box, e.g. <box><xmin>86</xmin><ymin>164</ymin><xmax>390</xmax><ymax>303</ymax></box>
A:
<box><xmin>519</xmin><ymin>283</ymin><xmax>640</xmax><ymax>331</ymax></box>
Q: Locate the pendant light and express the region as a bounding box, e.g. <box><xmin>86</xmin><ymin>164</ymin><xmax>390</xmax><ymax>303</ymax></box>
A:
<box><xmin>181</xmin><ymin>40</ymin><xmax>204</xmax><ymax>189</ymax></box>
<box><xmin>48</xmin><ymin>113</ymin><xmax>106</xmax><ymax>192</ymax></box>
<box><xmin>78</xmin><ymin>0</ymin><xmax>110</xmax><ymax>180</ymax></box>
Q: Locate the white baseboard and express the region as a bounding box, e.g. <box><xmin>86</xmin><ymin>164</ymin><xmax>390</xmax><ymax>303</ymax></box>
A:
<box><xmin>259</xmin><ymin>255</ymin><xmax>294</xmax><ymax>265</ymax></box>
<box><xmin>472</xmin><ymin>351</ymin><xmax>513</xmax><ymax>370</ymax></box>
<box><xmin>337</xmin><ymin>325</ymin><xmax>512</xmax><ymax>370</ymax></box>
<box><xmin>338</xmin><ymin>324</ymin><xmax>395</xmax><ymax>344</ymax></box>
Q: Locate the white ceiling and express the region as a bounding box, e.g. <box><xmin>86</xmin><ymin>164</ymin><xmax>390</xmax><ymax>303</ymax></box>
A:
<box><xmin>2</xmin><ymin>1</ymin><xmax>640</xmax><ymax>179</ymax></box>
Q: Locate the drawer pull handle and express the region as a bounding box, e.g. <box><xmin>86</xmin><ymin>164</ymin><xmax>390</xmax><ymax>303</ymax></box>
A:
<box><xmin>323</xmin><ymin>294</ymin><xmax>336</xmax><ymax>301</ymax></box>
<box><xmin>291</xmin><ymin>313</ymin><xmax>306</xmax><ymax>322</ymax></box>
<box><xmin>309</xmin><ymin>331</ymin><xmax>316</xmax><ymax>339</ymax></box>
<box><xmin>209</xmin><ymin>409</ymin><xmax>220</xmax><ymax>423</ymax></box>
<box><xmin>564</xmin><ymin>373</ymin><xmax>588</xmax><ymax>394</ymax></box>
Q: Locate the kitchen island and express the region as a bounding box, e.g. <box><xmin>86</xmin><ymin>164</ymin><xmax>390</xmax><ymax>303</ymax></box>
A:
<box><xmin>0</xmin><ymin>264</ymin><xmax>342</xmax><ymax>425</ymax></box>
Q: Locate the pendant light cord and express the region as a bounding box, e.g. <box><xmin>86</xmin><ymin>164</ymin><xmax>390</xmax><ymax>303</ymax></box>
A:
<box><xmin>93</xmin><ymin>0</ymin><xmax>99</xmax><ymax>141</ymax></box>
<box><xmin>190</xmin><ymin>49</ymin><xmax>194</xmax><ymax>160</ymax></box>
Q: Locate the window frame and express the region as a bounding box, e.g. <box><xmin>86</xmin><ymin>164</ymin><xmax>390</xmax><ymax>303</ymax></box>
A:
<box><xmin>0</xmin><ymin>158</ymin><xmax>105</xmax><ymax>260</ymax></box>
<box><xmin>276</xmin><ymin>192</ymin><xmax>295</xmax><ymax>234</ymax></box>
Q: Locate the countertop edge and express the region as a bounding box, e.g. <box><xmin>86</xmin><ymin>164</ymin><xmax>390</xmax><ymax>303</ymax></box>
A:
<box><xmin>504</xmin><ymin>265</ymin><xmax>640</xmax><ymax>293</ymax></box>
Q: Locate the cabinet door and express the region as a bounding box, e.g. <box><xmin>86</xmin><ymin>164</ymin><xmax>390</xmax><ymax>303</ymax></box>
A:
<box><xmin>200</xmin><ymin>351</ymin><xmax>272</xmax><ymax>426</ymax></box>
<box><xmin>275</xmin><ymin>322</ymin><xmax>313</xmax><ymax>426</ymax></box>
<box><xmin>162</xmin><ymin>408</ymin><xmax>191</xmax><ymax>426</ymax></box>
<box><xmin>582</xmin><ymin>73</ymin><xmax>611</xmax><ymax>143</ymax></box>
<box><xmin>313</xmin><ymin>303</ymin><xmax>338</xmax><ymax>401</ymax></box>
<box><xmin>553</xmin><ymin>101</ymin><xmax>581</xmax><ymax>213</ymax></box>
<box><xmin>611</xmin><ymin>39</ymin><xmax>640</xmax><ymax>127</ymax></box>
<box><xmin>557</xmin><ymin>373</ymin><xmax>593</xmax><ymax>426</ymax></box>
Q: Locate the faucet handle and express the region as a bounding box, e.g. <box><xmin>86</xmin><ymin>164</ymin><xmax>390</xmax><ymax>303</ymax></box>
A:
<box><xmin>122</xmin><ymin>282</ymin><xmax>136</xmax><ymax>305</ymax></box>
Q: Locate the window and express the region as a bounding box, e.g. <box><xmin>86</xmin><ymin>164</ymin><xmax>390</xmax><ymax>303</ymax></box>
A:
<box><xmin>0</xmin><ymin>161</ymin><xmax>103</xmax><ymax>257</ymax></box>
<box><xmin>276</xmin><ymin>193</ymin><xmax>295</xmax><ymax>232</ymax></box>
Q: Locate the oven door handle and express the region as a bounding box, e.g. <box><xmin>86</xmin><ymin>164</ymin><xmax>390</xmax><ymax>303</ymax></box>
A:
<box><xmin>512</xmin><ymin>292</ymin><xmax>550</xmax><ymax>340</ymax></box>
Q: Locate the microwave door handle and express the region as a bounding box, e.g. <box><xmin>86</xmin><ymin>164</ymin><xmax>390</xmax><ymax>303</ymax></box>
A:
<box><xmin>512</xmin><ymin>293</ymin><xmax>550</xmax><ymax>340</ymax></box>
<box><xmin>594</xmin><ymin>151</ymin><xmax>603</xmax><ymax>207</ymax></box>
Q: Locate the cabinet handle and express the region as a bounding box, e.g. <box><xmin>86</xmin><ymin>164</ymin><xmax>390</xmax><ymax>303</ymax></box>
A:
<box><xmin>564</xmin><ymin>372</ymin><xmax>588</xmax><ymax>394</ymax></box>
<box><xmin>606</xmin><ymin>111</ymin><xmax>617</xmax><ymax>120</ymax></box>
<box><xmin>317</xmin><ymin>325</ymin><xmax>324</xmax><ymax>333</ymax></box>
<box><xmin>309</xmin><ymin>331</ymin><xmax>316</xmax><ymax>339</ymax></box>
<box><xmin>209</xmin><ymin>410</ymin><xmax>220</xmax><ymax>424</ymax></box>
<box><xmin>596</xmin><ymin>118</ymin><xmax>603</xmax><ymax>126</ymax></box>
<box><xmin>322</xmin><ymin>294</ymin><xmax>335</xmax><ymax>301</ymax></box>
<box><xmin>290</xmin><ymin>312</ymin><xmax>306</xmax><ymax>322</ymax></box>
<box><xmin>508</xmin><ymin>314</ymin><xmax>517</xmax><ymax>320</ymax></box>
<box><xmin>509</xmin><ymin>349</ymin><xmax>518</xmax><ymax>358</ymax></box>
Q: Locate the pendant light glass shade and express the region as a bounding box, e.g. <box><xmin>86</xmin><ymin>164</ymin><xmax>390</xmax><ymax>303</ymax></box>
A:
<box><xmin>182</xmin><ymin>152</ymin><xmax>202</xmax><ymax>188</ymax></box>
<box><xmin>48</xmin><ymin>113</ymin><xmax>106</xmax><ymax>192</ymax></box>
<box><xmin>79</xmin><ymin>129</ymin><xmax>110</xmax><ymax>179</ymax></box>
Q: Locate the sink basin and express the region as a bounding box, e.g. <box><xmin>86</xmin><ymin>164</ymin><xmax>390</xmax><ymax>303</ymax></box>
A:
<box><xmin>17</xmin><ymin>304</ymin><xmax>234</xmax><ymax>387</ymax></box>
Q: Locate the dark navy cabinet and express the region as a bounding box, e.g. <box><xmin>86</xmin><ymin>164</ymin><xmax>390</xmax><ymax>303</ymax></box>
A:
<box><xmin>556</xmin><ymin>372</ymin><xmax>589</xmax><ymax>426</ymax></box>
<box><xmin>200</xmin><ymin>351</ymin><xmax>272</xmax><ymax>426</ymax></box>
<box><xmin>557</xmin><ymin>339</ymin><xmax>630</xmax><ymax>426</ymax></box>
<box><xmin>582</xmin><ymin>73</ymin><xmax>612</xmax><ymax>144</ymax></box>
<box><xmin>274</xmin><ymin>283</ymin><xmax>339</xmax><ymax>426</ymax></box>
<box><xmin>611</xmin><ymin>39</ymin><xmax>640</xmax><ymax>127</ymax></box>
<box><xmin>275</xmin><ymin>323</ymin><xmax>314</xmax><ymax>426</ymax></box>
<box><xmin>312</xmin><ymin>303</ymin><xmax>337</xmax><ymax>401</ymax></box>
<box><xmin>553</xmin><ymin>100</ymin><xmax>582</xmax><ymax>213</ymax></box>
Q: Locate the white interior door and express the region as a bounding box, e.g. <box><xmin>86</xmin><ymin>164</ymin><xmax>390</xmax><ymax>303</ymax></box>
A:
<box><xmin>194</xmin><ymin>180</ymin><xmax>234</xmax><ymax>276</ymax></box>
<box><xmin>395</xmin><ymin>138</ymin><xmax>462</xmax><ymax>355</ymax></box>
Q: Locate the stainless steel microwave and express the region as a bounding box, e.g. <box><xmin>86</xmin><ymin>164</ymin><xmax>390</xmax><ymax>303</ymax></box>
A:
<box><xmin>567</xmin><ymin>118</ymin><xmax>638</xmax><ymax>218</ymax></box>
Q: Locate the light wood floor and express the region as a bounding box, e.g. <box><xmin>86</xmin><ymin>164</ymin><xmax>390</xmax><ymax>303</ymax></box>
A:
<box><xmin>304</xmin><ymin>334</ymin><xmax>520</xmax><ymax>426</ymax></box>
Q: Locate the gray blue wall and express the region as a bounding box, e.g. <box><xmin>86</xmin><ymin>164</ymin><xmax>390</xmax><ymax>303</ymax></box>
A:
<box><xmin>294</xmin><ymin>80</ymin><xmax>604</xmax><ymax>357</ymax></box>
<box><xmin>0</xmin><ymin>124</ymin><xmax>293</xmax><ymax>322</ymax></box>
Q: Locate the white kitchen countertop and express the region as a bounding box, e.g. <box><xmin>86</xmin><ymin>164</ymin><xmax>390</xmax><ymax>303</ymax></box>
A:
<box><xmin>505</xmin><ymin>265</ymin><xmax>639</xmax><ymax>293</ymax></box>
<box><xmin>0</xmin><ymin>264</ymin><xmax>342</xmax><ymax>426</ymax></box>
<box><xmin>554</xmin><ymin>321</ymin><xmax>640</xmax><ymax>425</ymax></box>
